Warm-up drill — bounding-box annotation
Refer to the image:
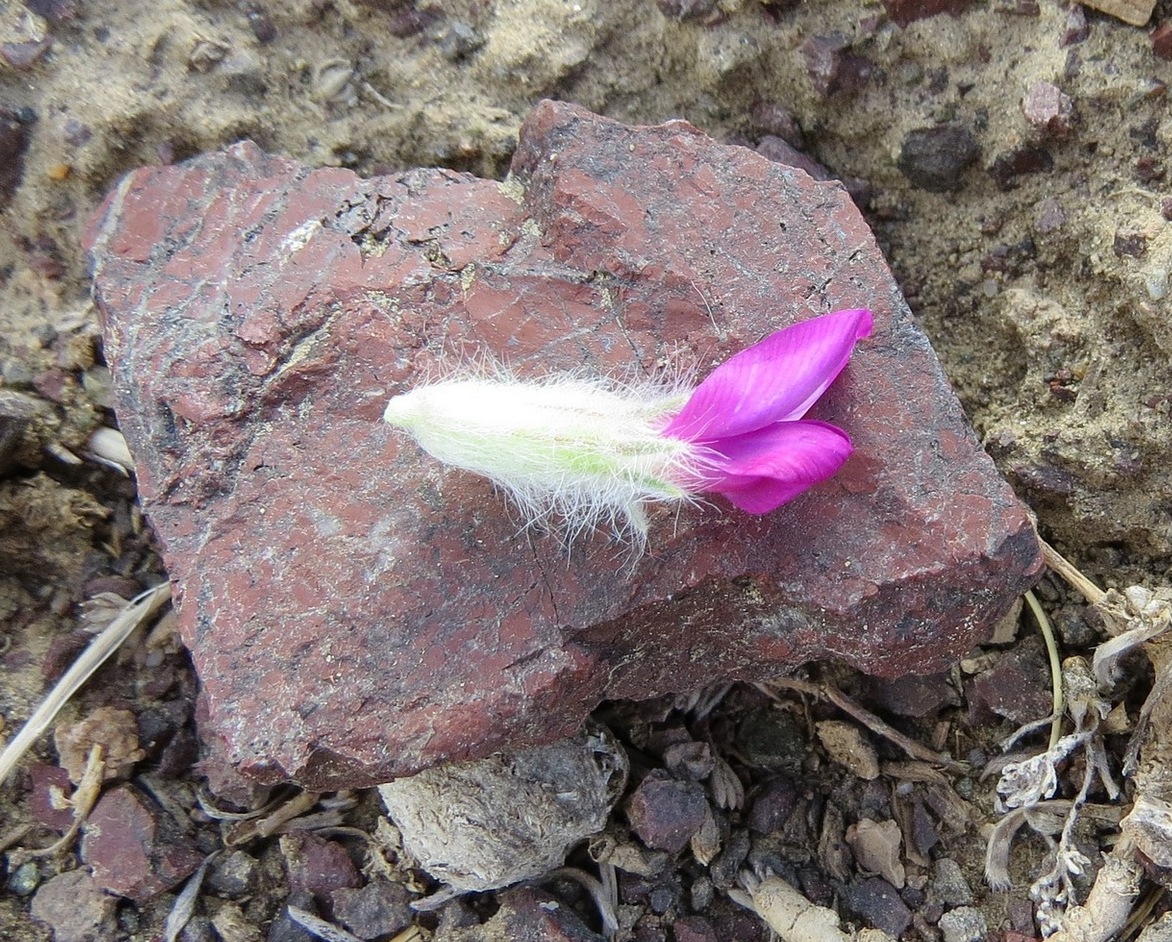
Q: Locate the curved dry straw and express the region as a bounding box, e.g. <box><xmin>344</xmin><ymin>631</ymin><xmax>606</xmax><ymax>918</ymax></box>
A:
<box><xmin>0</xmin><ymin>581</ymin><xmax>171</xmax><ymax>787</ymax></box>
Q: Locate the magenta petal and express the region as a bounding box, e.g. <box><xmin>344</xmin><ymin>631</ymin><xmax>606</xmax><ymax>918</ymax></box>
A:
<box><xmin>663</xmin><ymin>308</ymin><xmax>873</xmax><ymax>441</ymax></box>
<box><xmin>701</xmin><ymin>420</ymin><xmax>854</xmax><ymax>514</ymax></box>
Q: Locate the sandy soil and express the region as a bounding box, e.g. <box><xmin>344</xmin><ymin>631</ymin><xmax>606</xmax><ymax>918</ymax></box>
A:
<box><xmin>1</xmin><ymin>1</ymin><xmax>1171</xmax><ymax>940</ymax></box>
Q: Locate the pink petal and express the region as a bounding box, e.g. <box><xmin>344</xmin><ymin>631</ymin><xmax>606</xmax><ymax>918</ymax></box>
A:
<box><xmin>699</xmin><ymin>420</ymin><xmax>854</xmax><ymax>514</ymax></box>
<box><xmin>663</xmin><ymin>308</ymin><xmax>873</xmax><ymax>442</ymax></box>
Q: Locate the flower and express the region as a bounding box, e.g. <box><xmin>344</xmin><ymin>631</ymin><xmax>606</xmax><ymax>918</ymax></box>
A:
<box><xmin>383</xmin><ymin>308</ymin><xmax>873</xmax><ymax>549</ymax></box>
<box><xmin>663</xmin><ymin>308</ymin><xmax>873</xmax><ymax>513</ymax></box>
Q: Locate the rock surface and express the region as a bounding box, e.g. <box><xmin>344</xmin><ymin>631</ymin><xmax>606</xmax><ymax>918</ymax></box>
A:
<box><xmin>85</xmin><ymin>100</ymin><xmax>1041</xmax><ymax>788</ymax></box>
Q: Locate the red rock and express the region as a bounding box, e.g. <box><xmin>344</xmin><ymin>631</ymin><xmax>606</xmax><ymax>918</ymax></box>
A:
<box><xmin>86</xmin><ymin>101</ymin><xmax>1041</xmax><ymax>788</ymax></box>
<box><xmin>281</xmin><ymin>832</ymin><xmax>362</xmax><ymax>903</ymax></box>
<box><xmin>1152</xmin><ymin>22</ymin><xmax>1172</xmax><ymax>60</ymax></box>
<box><xmin>28</xmin><ymin>762</ymin><xmax>75</xmax><ymax>831</ymax></box>
<box><xmin>882</xmin><ymin>0</ymin><xmax>974</xmax><ymax>28</ymax></box>
<box><xmin>1061</xmin><ymin>5</ymin><xmax>1090</xmax><ymax>45</ymax></box>
<box><xmin>967</xmin><ymin>638</ymin><xmax>1054</xmax><ymax>725</ymax></box>
<box><xmin>673</xmin><ymin>915</ymin><xmax>718</xmax><ymax>942</ymax></box>
<box><xmin>80</xmin><ymin>783</ymin><xmax>203</xmax><ymax>903</ymax></box>
<box><xmin>746</xmin><ymin>776</ymin><xmax>798</xmax><ymax>834</ymax></box>
<box><xmin>800</xmin><ymin>33</ymin><xmax>872</xmax><ymax>97</ymax></box>
<box><xmin>626</xmin><ymin>771</ymin><xmax>709</xmax><ymax>854</ymax></box>
<box><xmin>1022</xmin><ymin>81</ymin><xmax>1075</xmax><ymax>138</ymax></box>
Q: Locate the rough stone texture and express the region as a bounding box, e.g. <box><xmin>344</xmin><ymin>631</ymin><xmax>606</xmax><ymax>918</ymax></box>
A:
<box><xmin>625</xmin><ymin>771</ymin><xmax>709</xmax><ymax>854</ymax></box>
<box><xmin>86</xmin><ymin>100</ymin><xmax>1041</xmax><ymax>788</ymax></box>
<box><xmin>79</xmin><ymin>783</ymin><xmax>203</xmax><ymax>903</ymax></box>
<box><xmin>898</xmin><ymin>125</ymin><xmax>982</xmax><ymax>192</ymax></box>
<box><xmin>1022</xmin><ymin>81</ymin><xmax>1075</xmax><ymax>139</ymax></box>
<box><xmin>379</xmin><ymin>725</ymin><xmax>628</xmax><ymax>892</ymax></box>
<box><xmin>29</xmin><ymin>869</ymin><xmax>118</xmax><ymax>942</ymax></box>
<box><xmin>433</xmin><ymin>886</ymin><xmax>606</xmax><ymax>942</ymax></box>
<box><xmin>842</xmin><ymin>876</ymin><xmax>913</xmax><ymax>937</ymax></box>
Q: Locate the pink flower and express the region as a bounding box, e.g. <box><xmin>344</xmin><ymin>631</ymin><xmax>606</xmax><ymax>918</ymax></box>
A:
<box><xmin>662</xmin><ymin>308</ymin><xmax>874</xmax><ymax>514</ymax></box>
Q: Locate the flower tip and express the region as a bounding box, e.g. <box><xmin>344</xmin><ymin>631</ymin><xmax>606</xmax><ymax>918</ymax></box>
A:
<box><xmin>832</xmin><ymin>307</ymin><xmax>874</xmax><ymax>340</ymax></box>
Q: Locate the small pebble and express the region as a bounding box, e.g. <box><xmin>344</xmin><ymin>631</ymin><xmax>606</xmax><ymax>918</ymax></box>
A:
<box><xmin>931</xmin><ymin>858</ymin><xmax>974</xmax><ymax>907</ymax></box>
<box><xmin>626</xmin><ymin>771</ymin><xmax>709</xmax><ymax>854</ymax></box>
<box><xmin>939</xmin><ymin>905</ymin><xmax>988</xmax><ymax>942</ymax></box>
<box><xmin>842</xmin><ymin>877</ymin><xmax>913</xmax><ymax>938</ymax></box>
<box><xmin>1023</xmin><ymin>81</ymin><xmax>1075</xmax><ymax>138</ymax></box>
<box><xmin>816</xmin><ymin>720</ymin><xmax>880</xmax><ymax>780</ymax></box>
<box><xmin>801</xmin><ymin>33</ymin><xmax>871</xmax><ymax>96</ymax></box>
<box><xmin>882</xmin><ymin>0</ymin><xmax>975</xmax><ymax>29</ymax></box>
<box><xmin>440</xmin><ymin>22</ymin><xmax>484</xmax><ymax>61</ymax></box>
<box><xmin>30</xmin><ymin>869</ymin><xmax>118</xmax><ymax>942</ymax></box>
<box><xmin>898</xmin><ymin>126</ymin><xmax>981</xmax><ymax>192</ymax></box>
<box><xmin>746</xmin><ymin>776</ymin><xmax>798</xmax><ymax>834</ymax></box>
<box><xmin>207</xmin><ymin>849</ymin><xmax>261</xmax><ymax>898</ymax></box>
<box><xmin>7</xmin><ymin>861</ymin><xmax>40</xmax><ymax>896</ymax></box>
<box><xmin>1060</xmin><ymin>4</ymin><xmax>1090</xmax><ymax>45</ymax></box>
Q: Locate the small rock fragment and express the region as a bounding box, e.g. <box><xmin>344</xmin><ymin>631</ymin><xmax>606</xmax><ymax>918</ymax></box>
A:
<box><xmin>207</xmin><ymin>849</ymin><xmax>261</xmax><ymax>898</ymax></box>
<box><xmin>80</xmin><ymin>784</ymin><xmax>203</xmax><ymax>903</ymax></box>
<box><xmin>0</xmin><ymin>107</ymin><xmax>33</xmax><ymax>204</ymax></box>
<box><xmin>749</xmin><ymin>101</ymin><xmax>805</xmax><ymax>148</ymax></box>
<box><xmin>990</xmin><ymin>145</ymin><xmax>1054</xmax><ymax>189</ymax></box>
<box><xmin>939</xmin><ymin>905</ymin><xmax>988</xmax><ymax>942</ymax></box>
<box><xmin>1023</xmin><ymin>81</ymin><xmax>1075</xmax><ymax>138</ymax></box>
<box><xmin>28</xmin><ymin>762</ymin><xmax>75</xmax><ymax>830</ymax></box>
<box><xmin>882</xmin><ymin>0</ymin><xmax>975</xmax><ymax>28</ymax></box>
<box><xmin>858</xmin><ymin>672</ymin><xmax>959</xmax><ymax>717</ymax></box>
<box><xmin>1137</xmin><ymin>912</ymin><xmax>1172</xmax><ymax>942</ymax></box>
<box><xmin>663</xmin><ymin>740</ymin><xmax>715</xmax><ymax>781</ymax></box>
<box><xmin>1061</xmin><ymin>4</ymin><xmax>1090</xmax><ymax>44</ymax></box>
<box><xmin>846</xmin><ymin>818</ymin><xmax>906</xmax><ymax>888</ymax></box>
<box><xmin>736</xmin><ymin>708</ymin><xmax>806</xmax><ymax>774</ymax></box>
<box><xmin>1035</xmin><ymin>197</ymin><xmax>1067</xmax><ymax>233</ymax></box>
<box><xmin>1077</xmin><ymin>0</ymin><xmax>1154</xmax><ymax>27</ymax></box>
<box><xmin>898</xmin><ymin>126</ymin><xmax>981</xmax><ymax>191</ymax></box>
<box><xmin>816</xmin><ymin>721</ymin><xmax>881</xmax><ymax>780</ymax></box>
<box><xmin>330</xmin><ymin>880</ymin><xmax>413</xmax><ymax>939</ymax></box>
<box><xmin>755</xmin><ymin>135</ymin><xmax>832</xmax><ymax>180</ymax></box>
<box><xmin>54</xmin><ymin>706</ymin><xmax>146</xmax><ymax>783</ymax></box>
<box><xmin>801</xmin><ymin>33</ymin><xmax>872</xmax><ymax>96</ymax></box>
<box><xmin>1114</xmin><ymin>227</ymin><xmax>1149</xmax><ymax>258</ymax></box>
<box><xmin>1153</xmin><ymin>22</ymin><xmax>1172</xmax><ymax>60</ymax></box>
<box><xmin>746</xmin><ymin>776</ymin><xmax>798</xmax><ymax>834</ymax></box>
<box><xmin>842</xmin><ymin>877</ymin><xmax>913</xmax><ymax>937</ymax></box>
<box><xmin>910</xmin><ymin>801</ymin><xmax>940</xmax><ymax>859</ymax></box>
<box><xmin>0</xmin><ymin>389</ymin><xmax>39</xmax><ymax>474</ymax></box>
<box><xmin>673</xmin><ymin>915</ymin><xmax>719</xmax><ymax>942</ymax></box>
<box><xmin>931</xmin><ymin>858</ymin><xmax>974</xmax><ymax>907</ymax></box>
<box><xmin>967</xmin><ymin>638</ymin><xmax>1054</xmax><ymax>724</ymax></box>
<box><xmin>437</xmin><ymin>885</ymin><xmax>606</xmax><ymax>942</ymax></box>
<box><xmin>626</xmin><ymin>771</ymin><xmax>709</xmax><ymax>854</ymax></box>
<box><xmin>281</xmin><ymin>832</ymin><xmax>361</xmax><ymax>903</ymax></box>
<box><xmin>29</xmin><ymin>869</ymin><xmax>118</xmax><ymax>942</ymax></box>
